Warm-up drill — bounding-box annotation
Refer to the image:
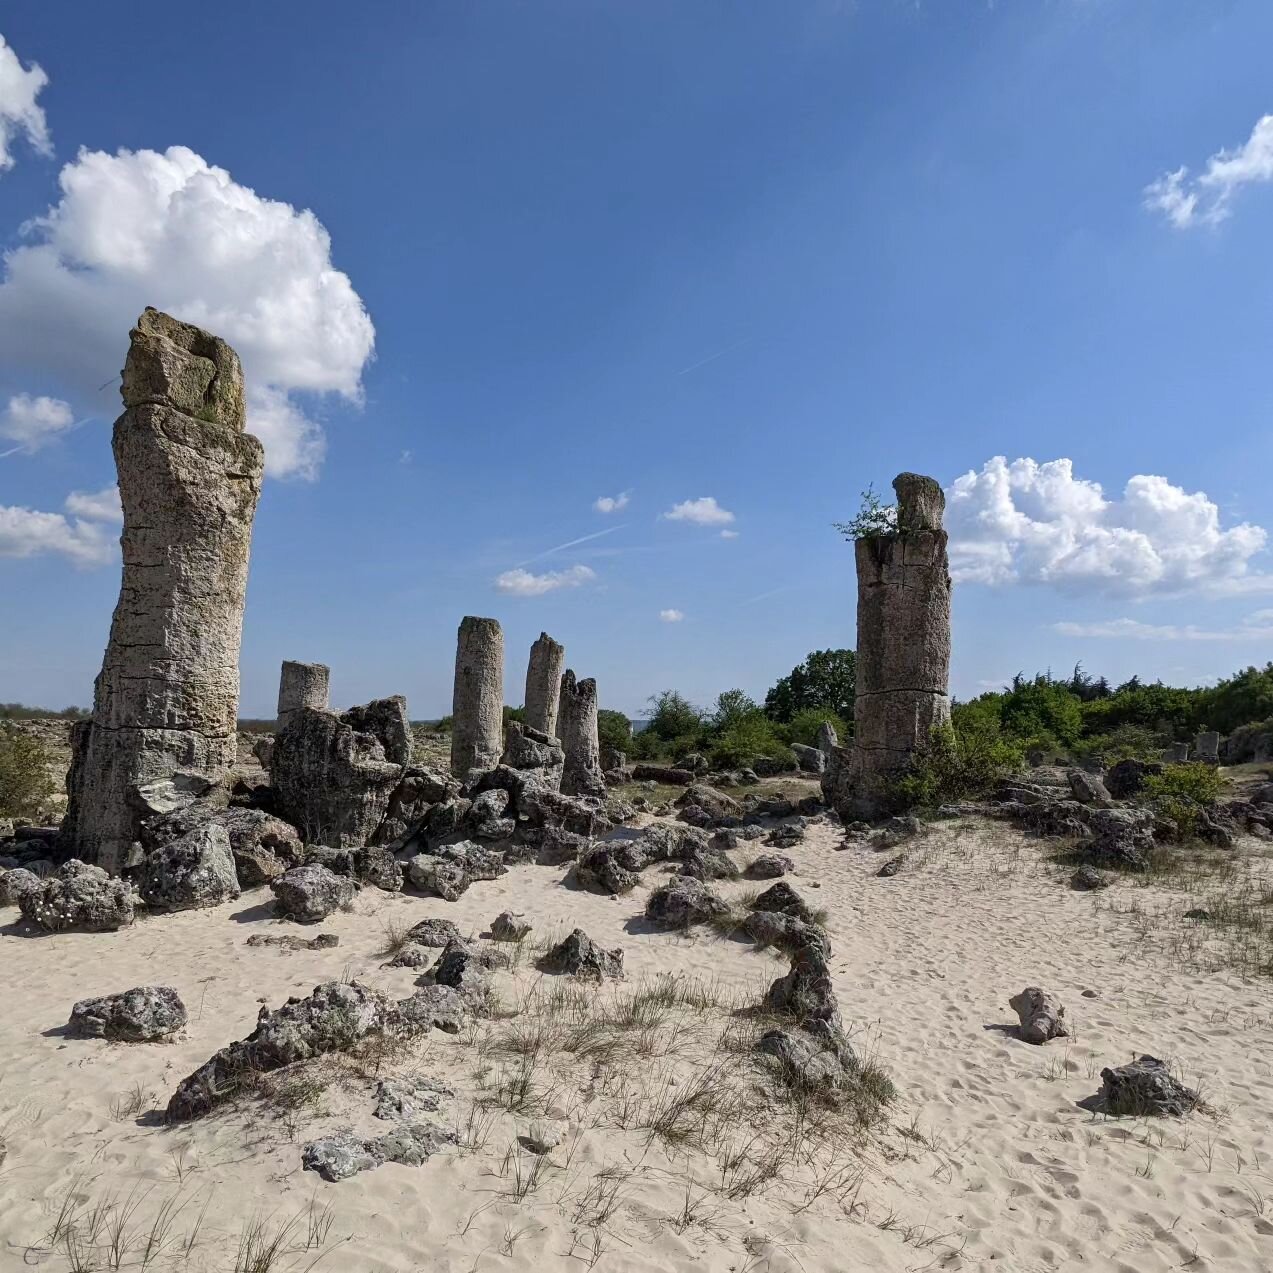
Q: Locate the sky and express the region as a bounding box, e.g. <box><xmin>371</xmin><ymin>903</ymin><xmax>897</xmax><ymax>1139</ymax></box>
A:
<box><xmin>2</xmin><ymin>1</ymin><xmax>1273</xmax><ymax>719</ymax></box>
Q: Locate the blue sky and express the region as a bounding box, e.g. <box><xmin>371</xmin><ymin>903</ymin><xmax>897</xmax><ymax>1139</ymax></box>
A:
<box><xmin>2</xmin><ymin>1</ymin><xmax>1273</xmax><ymax>719</ymax></box>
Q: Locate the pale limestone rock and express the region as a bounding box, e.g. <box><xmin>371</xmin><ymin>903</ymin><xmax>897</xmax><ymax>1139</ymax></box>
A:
<box><xmin>451</xmin><ymin>617</ymin><xmax>504</xmax><ymax>780</ymax></box>
<box><xmin>65</xmin><ymin>310</ymin><xmax>264</xmax><ymax>873</ymax></box>
<box><xmin>276</xmin><ymin>660</ymin><xmax>330</xmax><ymax>732</ymax></box>
<box><xmin>559</xmin><ymin>670</ymin><xmax>605</xmax><ymax>798</ymax></box>
<box><xmin>523</xmin><ymin>632</ymin><xmax>565</xmax><ymax>736</ymax></box>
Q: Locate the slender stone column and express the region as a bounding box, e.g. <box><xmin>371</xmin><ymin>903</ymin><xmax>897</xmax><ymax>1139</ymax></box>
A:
<box><xmin>276</xmin><ymin>661</ymin><xmax>330</xmax><ymax>732</ymax></box>
<box><xmin>826</xmin><ymin>472</ymin><xmax>951</xmax><ymax>820</ymax></box>
<box><xmin>559</xmin><ymin>670</ymin><xmax>605</xmax><ymax>798</ymax></box>
<box><xmin>523</xmin><ymin>632</ymin><xmax>565</xmax><ymax>736</ymax></box>
<box><xmin>65</xmin><ymin>309</ymin><xmax>265</xmax><ymax>872</ymax></box>
<box><xmin>451</xmin><ymin>616</ymin><xmax>504</xmax><ymax>779</ymax></box>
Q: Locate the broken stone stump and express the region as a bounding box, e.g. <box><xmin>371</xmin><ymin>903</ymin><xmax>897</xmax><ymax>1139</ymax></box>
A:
<box><xmin>559</xmin><ymin>670</ymin><xmax>605</xmax><ymax>798</ymax></box>
<box><xmin>276</xmin><ymin>660</ymin><xmax>330</xmax><ymax>732</ymax></box>
<box><xmin>540</xmin><ymin>929</ymin><xmax>624</xmax><ymax>981</ymax></box>
<box><xmin>1099</xmin><ymin>1055</ymin><xmax>1201</xmax><ymax>1116</ymax></box>
<box><xmin>523</xmin><ymin>632</ymin><xmax>565</xmax><ymax>737</ymax></box>
<box><xmin>1008</xmin><ymin>986</ymin><xmax>1068</xmax><ymax>1044</ymax></box>
<box><xmin>64</xmin><ymin>309</ymin><xmax>265</xmax><ymax>874</ymax></box>
<box><xmin>451</xmin><ymin>617</ymin><xmax>505</xmax><ymax>780</ymax></box>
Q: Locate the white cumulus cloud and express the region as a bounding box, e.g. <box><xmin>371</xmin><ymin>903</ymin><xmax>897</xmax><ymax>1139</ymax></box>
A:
<box><xmin>0</xmin><ymin>145</ymin><xmax>375</xmax><ymax>479</ymax></box>
<box><xmin>494</xmin><ymin>564</ymin><xmax>597</xmax><ymax>596</ymax></box>
<box><xmin>1145</xmin><ymin>114</ymin><xmax>1273</xmax><ymax>227</ymax></box>
<box><xmin>659</xmin><ymin>608</ymin><xmax>684</xmax><ymax>623</ymax></box>
<box><xmin>594</xmin><ymin>492</ymin><xmax>630</xmax><ymax>514</ymax></box>
<box><xmin>663</xmin><ymin>496</ymin><xmax>735</xmax><ymax>527</ymax></box>
<box><xmin>946</xmin><ymin>456</ymin><xmax>1270</xmax><ymax>598</ymax></box>
<box><xmin>0</xmin><ymin>392</ymin><xmax>73</xmax><ymax>452</ymax></box>
<box><xmin>0</xmin><ymin>487</ymin><xmax>121</xmax><ymax>567</ymax></box>
<box><xmin>0</xmin><ymin>34</ymin><xmax>51</xmax><ymax>174</ymax></box>
<box><xmin>1054</xmin><ymin>611</ymin><xmax>1273</xmax><ymax>642</ymax></box>
<box><xmin>63</xmin><ymin>484</ymin><xmax>121</xmax><ymax>523</ymax></box>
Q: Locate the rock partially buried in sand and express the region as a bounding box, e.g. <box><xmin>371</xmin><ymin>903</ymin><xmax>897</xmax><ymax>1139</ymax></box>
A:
<box><xmin>167</xmin><ymin>979</ymin><xmax>455</xmax><ymax>1121</ymax></box>
<box><xmin>744</xmin><ymin>853</ymin><xmax>793</xmax><ymax>880</ymax></box>
<box><xmin>19</xmin><ymin>860</ymin><xmax>134</xmax><ymax>932</ymax></box>
<box><xmin>1099</xmin><ymin>1055</ymin><xmax>1201</xmax><ymax>1117</ymax></box>
<box><xmin>302</xmin><ymin>1123</ymin><xmax>457</xmax><ymax>1182</ymax></box>
<box><xmin>271</xmin><ymin>863</ymin><xmax>355</xmax><ymax>923</ymax></box>
<box><xmin>1070</xmin><ymin>864</ymin><xmax>1110</xmax><ymax>892</ymax></box>
<box><xmin>0</xmin><ymin>867</ymin><xmax>42</xmax><ymax>906</ymax></box>
<box><xmin>245</xmin><ymin>932</ymin><xmax>339</xmax><ymax>952</ymax></box>
<box><xmin>1009</xmin><ymin>987</ymin><xmax>1068</xmax><ymax>1044</ymax></box>
<box><xmin>373</xmin><ymin>1074</ymin><xmax>454</xmax><ymax>1120</ymax></box>
<box><xmin>491</xmin><ymin>910</ymin><xmax>532</xmax><ymax>941</ymax></box>
<box><xmin>69</xmin><ymin>986</ymin><xmax>187</xmax><ymax>1042</ymax></box>
<box><xmin>541</xmin><ymin>928</ymin><xmax>624</xmax><ymax>981</ymax></box>
<box><xmin>645</xmin><ymin>878</ymin><xmax>730</xmax><ymax>929</ymax></box>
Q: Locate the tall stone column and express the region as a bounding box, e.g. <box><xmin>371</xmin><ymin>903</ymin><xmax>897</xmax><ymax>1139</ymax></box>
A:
<box><xmin>523</xmin><ymin>632</ymin><xmax>565</xmax><ymax>736</ymax></box>
<box><xmin>64</xmin><ymin>309</ymin><xmax>265</xmax><ymax>873</ymax></box>
<box><xmin>827</xmin><ymin>472</ymin><xmax>951</xmax><ymax>820</ymax></box>
<box><xmin>276</xmin><ymin>660</ymin><xmax>331</xmax><ymax>732</ymax></box>
<box><xmin>451</xmin><ymin>616</ymin><xmax>504</xmax><ymax>779</ymax></box>
<box><xmin>559</xmin><ymin>670</ymin><xmax>605</xmax><ymax>798</ymax></box>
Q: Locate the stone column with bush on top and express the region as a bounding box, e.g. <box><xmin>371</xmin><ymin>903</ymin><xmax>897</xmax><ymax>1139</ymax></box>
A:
<box><xmin>523</xmin><ymin>632</ymin><xmax>565</xmax><ymax>737</ymax></box>
<box><xmin>824</xmin><ymin>472</ymin><xmax>952</xmax><ymax>821</ymax></box>
<box><xmin>559</xmin><ymin>670</ymin><xmax>606</xmax><ymax>798</ymax></box>
<box><xmin>64</xmin><ymin>309</ymin><xmax>265</xmax><ymax>873</ymax></box>
<box><xmin>451</xmin><ymin>616</ymin><xmax>505</xmax><ymax>780</ymax></box>
<box><xmin>276</xmin><ymin>660</ymin><xmax>331</xmax><ymax>733</ymax></box>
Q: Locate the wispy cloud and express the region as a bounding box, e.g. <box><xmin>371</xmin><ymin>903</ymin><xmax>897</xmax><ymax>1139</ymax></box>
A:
<box><xmin>663</xmin><ymin>496</ymin><xmax>736</xmax><ymax>527</ymax></box>
<box><xmin>719</xmin><ymin>529</ymin><xmax>739</xmax><ymax>539</ymax></box>
<box><xmin>0</xmin><ymin>393</ymin><xmax>75</xmax><ymax>454</ymax></box>
<box><xmin>677</xmin><ymin>337</ymin><xmax>750</xmax><ymax>376</ymax></box>
<box><xmin>659</xmin><ymin>608</ymin><xmax>684</xmax><ymax>623</ymax></box>
<box><xmin>518</xmin><ymin>524</ymin><xmax>623</xmax><ymax>566</ymax></box>
<box><xmin>0</xmin><ymin>35</ymin><xmax>52</xmax><ymax>174</ymax></box>
<box><xmin>1145</xmin><ymin>114</ymin><xmax>1273</xmax><ymax>227</ymax></box>
<box><xmin>1053</xmin><ymin>611</ymin><xmax>1273</xmax><ymax>642</ymax></box>
<box><xmin>494</xmin><ymin>564</ymin><xmax>598</xmax><ymax>596</ymax></box>
<box><xmin>593</xmin><ymin>491</ymin><xmax>630</xmax><ymax>514</ymax></box>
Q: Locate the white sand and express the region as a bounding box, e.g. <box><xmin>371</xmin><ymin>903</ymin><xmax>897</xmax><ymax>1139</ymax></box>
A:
<box><xmin>3</xmin><ymin>816</ymin><xmax>1272</xmax><ymax>1272</ymax></box>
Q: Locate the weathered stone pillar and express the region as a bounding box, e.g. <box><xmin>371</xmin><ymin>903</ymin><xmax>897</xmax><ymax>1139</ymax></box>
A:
<box><xmin>523</xmin><ymin>632</ymin><xmax>565</xmax><ymax>736</ymax></box>
<box><xmin>451</xmin><ymin>616</ymin><xmax>504</xmax><ymax>779</ymax></box>
<box><xmin>559</xmin><ymin>670</ymin><xmax>605</xmax><ymax>798</ymax></box>
<box><xmin>825</xmin><ymin>472</ymin><xmax>951</xmax><ymax>820</ymax></box>
<box><xmin>276</xmin><ymin>660</ymin><xmax>330</xmax><ymax>732</ymax></box>
<box><xmin>65</xmin><ymin>309</ymin><xmax>264</xmax><ymax>873</ymax></box>
<box><xmin>1194</xmin><ymin>731</ymin><xmax>1220</xmax><ymax>764</ymax></box>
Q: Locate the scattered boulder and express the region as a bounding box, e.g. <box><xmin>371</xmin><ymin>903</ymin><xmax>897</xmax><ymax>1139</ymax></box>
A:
<box><xmin>491</xmin><ymin>911</ymin><xmax>532</xmax><ymax>941</ymax></box>
<box><xmin>675</xmin><ymin>784</ymin><xmax>742</xmax><ymax>823</ymax></box>
<box><xmin>1099</xmin><ymin>1055</ymin><xmax>1201</xmax><ymax>1117</ymax></box>
<box><xmin>303</xmin><ymin>1123</ymin><xmax>456</xmax><ymax>1182</ymax></box>
<box><xmin>374</xmin><ymin>1074</ymin><xmax>453</xmax><ymax>1121</ymax></box>
<box><xmin>757</xmin><ymin>1025</ymin><xmax>857</xmax><ymax>1089</ymax></box>
<box><xmin>679</xmin><ymin>844</ymin><xmax>740</xmax><ymax>881</ymax></box>
<box><xmin>1067</xmin><ymin>769</ymin><xmax>1113</xmax><ymax>807</ymax></box>
<box><xmin>429</xmin><ymin>938</ymin><xmax>502</xmax><ymax>994</ymax></box>
<box><xmin>751</xmin><ymin>881</ymin><xmax>815</xmax><ymax>923</ymax></box>
<box><xmin>355</xmin><ymin>845</ymin><xmax>404</xmax><ymax>892</ymax></box>
<box><xmin>394</xmin><ymin>984</ymin><xmax>465</xmax><ymax>1035</ymax></box>
<box><xmin>0</xmin><ymin>867</ymin><xmax>41</xmax><ymax>906</ymax></box>
<box><xmin>408</xmin><ymin>841</ymin><xmax>506</xmax><ymax>901</ymax></box>
<box><xmin>404</xmin><ymin>917</ymin><xmax>463</xmax><ymax>948</ymax></box>
<box><xmin>140</xmin><ymin>824</ymin><xmax>240</xmax><ymax>911</ymax></box>
<box><xmin>1008</xmin><ymin>987</ymin><xmax>1068</xmax><ymax>1044</ymax></box>
<box><xmin>876</xmin><ymin>855</ymin><xmax>904</xmax><ymax>878</ymax></box>
<box><xmin>744</xmin><ymin>853</ymin><xmax>793</xmax><ymax>880</ymax></box>
<box><xmin>465</xmin><ymin>788</ymin><xmax>515</xmax><ymax>840</ymax></box>
<box><xmin>69</xmin><ymin>986</ymin><xmax>187</xmax><ymax>1042</ymax></box>
<box><xmin>791</xmin><ymin>743</ymin><xmax>826</xmax><ymax>775</ymax></box>
<box><xmin>743</xmin><ymin>910</ymin><xmax>829</xmax><ymax>956</ymax></box>
<box><xmin>1105</xmin><ymin>758</ymin><xmax>1163</xmax><ymax>800</ymax></box>
<box><xmin>541</xmin><ymin>928</ymin><xmax>624</xmax><ymax>981</ymax></box>
<box><xmin>766</xmin><ymin>823</ymin><xmax>805</xmax><ymax>850</ymax></box>
<box><xmin>763</xmin><ymin>939</ymin><xmax>839</xmax><ymax>1026</ymax></box>
<box><xmin>246</xmin><ymin>933</ymin><xmax>339</xmax><ymax>952</ymax></box>
<box><xmin>631</xmin><ymin>764</ymin><xmax>694</xmax><ymax>786</ymax></box>
<box><xmin>271</xmin><ymin>863</ymin><xmax>355</xmax><ymax>923</ymax></box>
<box><xmin>1070</xmin><ymin>864</ymin><xmax>1109</xmax><ymax>891</ymax></box>
<box><xmin>645</xmin><ymin>878</ymin><xmax>730</xmax><ymax>929</ymax></box>
<box><xmin>19</xmin><ymin>861</ymin><xmax>135</xmax><ymax>932</ymax></box>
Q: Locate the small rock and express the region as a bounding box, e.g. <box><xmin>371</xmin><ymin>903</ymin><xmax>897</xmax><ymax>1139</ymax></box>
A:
<box><xmin>1099</xmin><ymin>1055</ymin><xmax>1201</xmax><ymax>1117</ymax></box>
<box><xmin>271</xmin><ymin>864</ymin><xmax>355</xmax><ymax>923</ymax></box>
<box><xmin>541</xmin><ymin>928</ymin><xmax>624</xmax><ymax>981</ymax></box>
<box><xmin>491</xmin><ymin>911</ymin><xmax>532</xmax><ymax>941</ymax></box>
<box><xmin>69</xmin><ymin>986</ymin><xmax>187</xmax><ymax>1042</ymax></box>
<box><xmin>1070</xmin><ymin>865</ymin><xmax>1109</xmax><ymax>892</ymax></box>
<box><xmin>744</xmin><ymin>853</ymin><xmax>793</xmax><ymax>880</ymax></box>
<box><xmin>1008</xmin><ymin>986</ymin><xmax>1068</xmax><ymax>1044</ymax></box>
<box><xmin>876</xmin><ymin>855</ymin><xmax>904</xmax><ymax>878</ymax></box>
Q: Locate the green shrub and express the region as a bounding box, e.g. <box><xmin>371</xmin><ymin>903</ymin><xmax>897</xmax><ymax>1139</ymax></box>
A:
<box><xmin>709</xmin><ymin>712</ymin><xmax>793</xmax><ymax>770</ymax></box>
<box><xmin>1143</xmin><ymin>763</ymin><xmax>1224</xmax><ymax>837</ymax></box>
<box><xmin>784</xmin><ymin>708</ymin><xmax>848</xmax><ymax>748</ymax></box>
<box><xmin>1074</xmin><ymin>724</ymin><xmax>1164</xmax><ymax>767</ymax></box>
<box><xmin>892</xmin><ymin>723</ymin><xmax>1024</xmax><ymax>809</ymax></box>
<box><xmin>0</xmin><ymin>724</ymin><xmax>57</xmax><ymax>820</ymax></box>
<box><xmin>645</xmin><ymin>690</ymin><xmax>705</xmax><ymax>742</ymax></box>
<box><xmin>597</xmin><ymin>709</ymin><xmax>632</xmax><ymax>754</ymax></box>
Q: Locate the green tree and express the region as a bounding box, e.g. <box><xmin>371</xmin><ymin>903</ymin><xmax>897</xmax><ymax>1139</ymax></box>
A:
<box><xmin>645</xmin><ymin>690</ymin><xmax>705</xmax><ymax>742</ymax></box>
<box><xmin>597</xmin><ymin>709</ymin><xmax>633</xmax><ymax>754</ymax></box>
<box><xmin>711</xmin><ymin>689</ymin><xmax>759</xmax><ymax>732</ymax></box>
<box><xmin>764</xmin><ymin>649</ymin><xmax>856</xmax><ymax>724</ymax></box>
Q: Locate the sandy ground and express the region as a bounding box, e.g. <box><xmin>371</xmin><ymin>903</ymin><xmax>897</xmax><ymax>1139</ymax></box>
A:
<box><xmin>3</xmin><ymin>813</ymin><xmax>1273</xmax><ymax>1273</ymax></box>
